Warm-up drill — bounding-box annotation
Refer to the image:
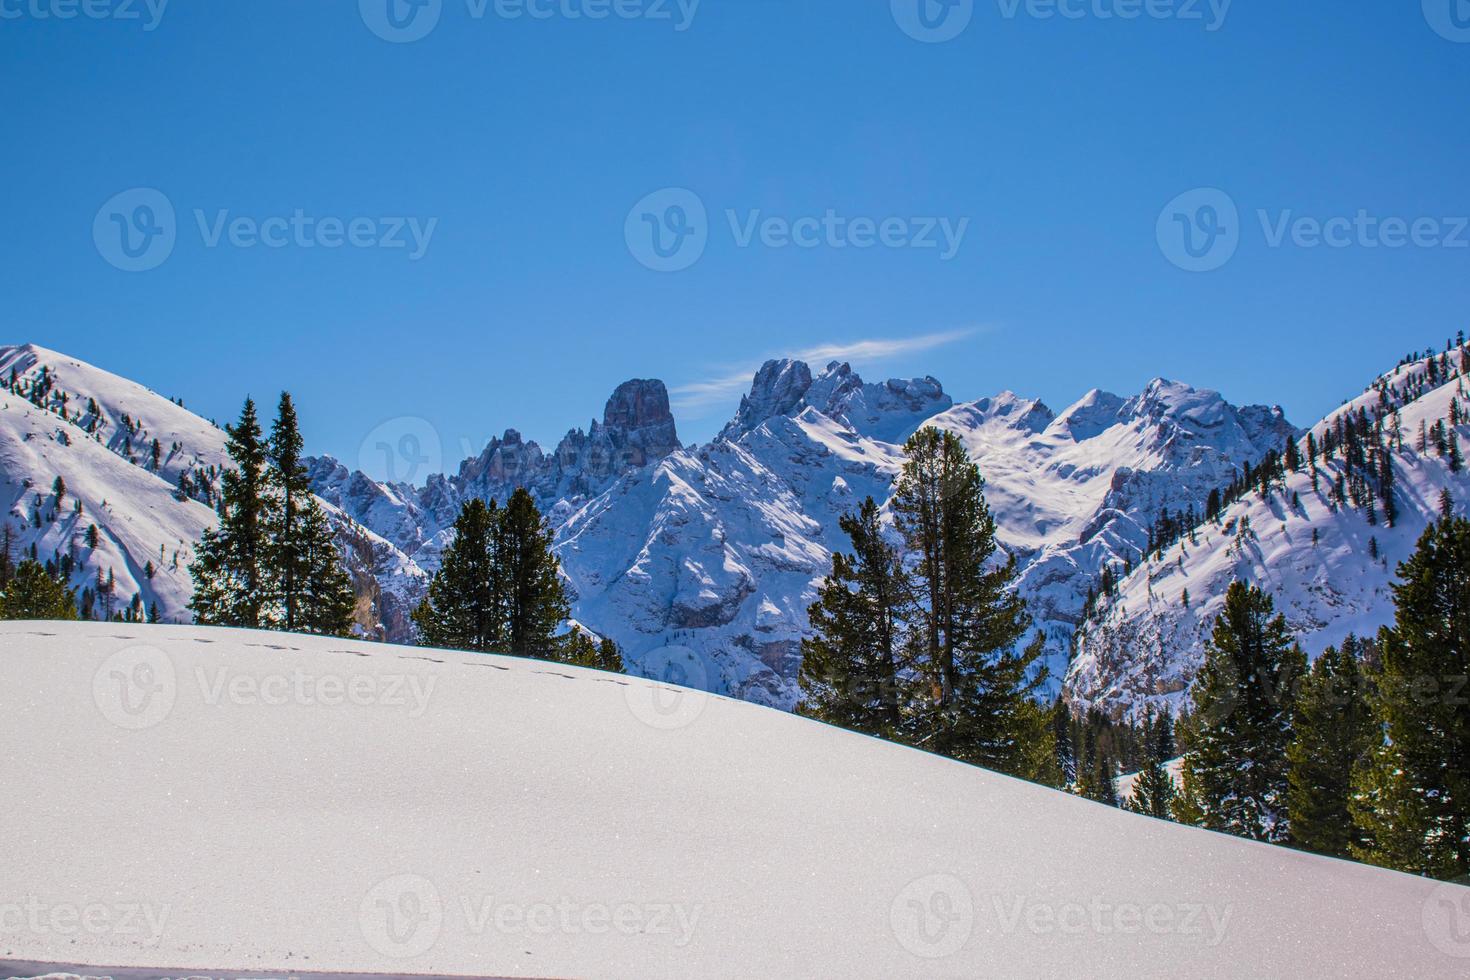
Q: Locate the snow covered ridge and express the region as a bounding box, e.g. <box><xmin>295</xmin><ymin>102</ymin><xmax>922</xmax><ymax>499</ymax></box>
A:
<box><xmin>0</xmin><ymin>343</ymin><xmax>1298</xmax><ymax>708</ymax></box>
<box><xmin>1067</xmin><ymin>347</ymin><xmax>1470</xmax><ymax>720</ymax></box>
<box><xmin>0</xmin><ymin>344</ymin><xmax>427</xmax><ymax>641</ymax></box>
<box><xmin>1</xmin><ymin>622</ymin><xmax>1463</xmax><ymax>979</ymax></box>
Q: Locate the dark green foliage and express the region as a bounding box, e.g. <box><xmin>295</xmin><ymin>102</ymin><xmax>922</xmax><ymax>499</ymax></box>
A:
<box><xmin>0</xmin><ymin>560</ymin><xmax>78</xmax><ymax>620</ymax></box>
<box><xmin>190</xmin><ymin>398</ymin><xmax>269</xmax><ymax>628</ymax></box>
<box><xmin>413</xmin><ymin>498</ymin><xmax>503</xmax><ymax>652</ymax></box>
<box><xmin>190</xmin><ymin>396</ymin><xmax>356</xmax><ymax>636</ymax></box>
<box><xmin>414</xmin><ymin>490</ymin><xmax>572</xmax><ymax>661</ymax></box>
<box><xmin>1173</xmin><ymin>582</ymin><xmax>1306</xmax><ymax>842</ymax></box>
<box><xmin>890</xmin><ymin>427</ymin><xmax>1050</xmax><ymax>778</ymax></box>
<box><xmin>1285</xmin><ymin>636</ymin><xmax>1374</xmax><ymax>859</ymax></box>
<box><xmin>1351</xmin><ymin>515</ymin><xmax>1470</xmax><ymax>879</ymax></box>
<box><xmin>797</xmin><ymin>496</ymin><xmax>904</xmax><ymax>738</ymax></box>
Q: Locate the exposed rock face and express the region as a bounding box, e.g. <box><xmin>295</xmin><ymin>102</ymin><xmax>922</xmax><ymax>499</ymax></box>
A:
<box><xmin>721</xmin><ymin>359</ymin><xmax>814</xmax><ymax>439</ymax></box>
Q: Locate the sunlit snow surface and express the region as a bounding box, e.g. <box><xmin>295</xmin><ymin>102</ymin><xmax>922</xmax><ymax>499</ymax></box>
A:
<box><xmin>1</xmin><ymin>622</ymin><xmax>1464</xmax><ymax>979</ymax></box>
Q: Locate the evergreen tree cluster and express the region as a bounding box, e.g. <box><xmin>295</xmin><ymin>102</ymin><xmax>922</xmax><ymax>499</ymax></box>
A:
<box><xmin>411</xmin><ymin>490</ymin><xmax>622</xmax><ymax>670</ymax></box>
<box><xmin>1160</xmin><ymin>509</ymin><xmax>1470</xmax><ymax>881</ymax></box>
<box><xmin>189</xmin><ymin>396</ymin><xmax>357</xmax><ymax>637</ymax></box>
<box><xmin>797</xmin><ymin>427</ymin><xmax>1052</xmax><ymax>782</ymax></box>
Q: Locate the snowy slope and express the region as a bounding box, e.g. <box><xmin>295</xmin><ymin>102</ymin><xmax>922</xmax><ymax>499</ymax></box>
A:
<box><xmin>0</xmin><ymin>344</ymin><xmax>428</xmax><ymax>636</ymax></box>
<box><xmin>1067</xmin><ymin>349</ymin><xmax>1470</xmax><ymax>719</ymax></box>
<box><xmin>1</xmin><ymin>621</ymin><xmax>1463</xmax><ymax>979</ymax></box>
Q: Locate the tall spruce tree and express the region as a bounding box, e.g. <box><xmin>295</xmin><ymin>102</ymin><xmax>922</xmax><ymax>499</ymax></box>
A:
<box><xmin>295</xmin><ymin>502</ymin><xmax>357</xmax><ymax>636</ymax></box>
<box><xmin>1286</xmin><ymin>636</ymin><xmax>1374</xmax><ymax>859</ymax></box>
<box><xmin>1173</xmin><ymin>581</ymin><xmax>1305</xmax><ymax>842</ymax></box>
<box><xmin>268</xmin><ymin>392</ymin><xmax>310</xmax><ymax>632</ymax></box>
<box><xmin>890</xmin><ymin>427</ymin><xmax>1049</xmax><ymax>778</ymax></box>
<box><xmin>1351</xmin><ymin>515</ymin><xmax>1470</xmax><ymax>879</ymax></box>
<box><xmin>413</xmin><ymin>498</ymin><xmax>503</xmax><ymax>651</ymax></box>
<box><xmin>190</xmin><ymin>399</ymin><xmax>269</xmax><ymax>627</ymax></box>
<box><xmin>797</xmin><ymin>496</ymin><xmax>905</xmax><ymax>738</ymax></box>
<box><xmin>498</xmin><ymin>488</ymin><xmax>571</xmax><ymax>659</ymax></box>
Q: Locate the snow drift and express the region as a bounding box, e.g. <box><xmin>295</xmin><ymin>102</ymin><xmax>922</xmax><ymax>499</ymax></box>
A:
<box><xmin>1</xmin><ymin>622</ymin><xmax>1464</xmax><ymax>978</ymax></box>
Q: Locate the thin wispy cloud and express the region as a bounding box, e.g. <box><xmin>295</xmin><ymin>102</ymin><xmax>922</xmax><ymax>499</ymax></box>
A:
<box><xmin>670</xmin><ymin>328</ymin><xmax>977</xmax><ymax>415</ymax></box>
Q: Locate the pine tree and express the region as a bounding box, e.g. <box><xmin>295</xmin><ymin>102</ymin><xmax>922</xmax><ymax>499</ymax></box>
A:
<box><xmin>891</xmin><ymin>427</ymin><xmax>1049</xmax><ymax>778</ymax></box>
<box><xmin>0</xmin><ymin>560</ymin><xmax>78</xmax><ymax>620</ymax></box>
<box><xmin>190</xmin><ymin>399</ymin><xmax>269</xmax><ymax>627</ymax></box>
<box><xmin>268</xmin><ymin>393</ymin><xmax>310</xmax><ymax>631</ymax></box>
<box><xmin>413</xmin><ymin>498</ymin><xmax>503</xmax><ymax>652</ymax></box>
<box><xmin>499</xmin><ymin>488</ymin><xmax>571</xmax><ymax>659</ymax></box>
<box><xmin>798</xmin><ymin>496</ymin><xmax>904</xmax><ymax>737</ymax></box>
<box><xmin>565</xmin><ymin>632</ymin><xmax>626</xmax><ymax>673</ymax></box>
<box><xmin>295</xmin><ymin>503</ymin><xmax>356</xmax><ymax>636</ymax></box>
<box><xmin>1285</xmin><ymin>636</ymin><xmax>1373</xmax><ymax>859</ymax></box>
<box><xmin>1351</xmin><ymin>515</ymin><xmax>1470</xmax><ymax>879</ymax></box>
<box><xmin>1173</xmin><ymin>582</ymin><xmax>1305</xmax><ymax>842</ymax></box>
<box><xmin>1127</xmin><ymin>710</ymin><xmax>1177</xmax><ymax>820</ymax></box>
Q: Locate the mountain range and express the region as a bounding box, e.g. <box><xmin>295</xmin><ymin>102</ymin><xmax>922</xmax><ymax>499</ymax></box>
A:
<box><xmin>5</xmin><ymin>340</ymin><xmax>1461</xmax><ymax>717</ymax></box>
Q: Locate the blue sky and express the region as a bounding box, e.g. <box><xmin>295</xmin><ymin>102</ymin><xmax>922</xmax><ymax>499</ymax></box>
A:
<box><xmin>3</xmin><ymin>0</ymin><xmax>1469</xmax><ymax>481</ymax></box>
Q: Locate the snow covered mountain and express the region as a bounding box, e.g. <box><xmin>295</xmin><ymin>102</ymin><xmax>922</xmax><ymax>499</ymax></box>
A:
<box><xmin>304</xmin><ymin>356</ymin><xmax>1291</xmax><ymax>708</ymax></box>
<box><xmin>1066</xmin><ymin>346</ymin><xmax>1470</xmax><ymax>720</ymax></box>
<box><xmin>0</xmin><ymin>344</ymin><xmax>428</xmax><ymax>637</ymax></box>
<box><xmin>2</xmin><ymin>621</ymin><xmax>1460</xmax><ymax>979</ymax></box>
<box><xmin>3</xmin><ymin>341</ymin><xmax>1304</xmax><ymax>712</ymax></box>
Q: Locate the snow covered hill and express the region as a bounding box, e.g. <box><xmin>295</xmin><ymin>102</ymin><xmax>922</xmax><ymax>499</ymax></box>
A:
<box><xmin>1067</xmin><ymin>347</ymin><xmax>1470</xmax><ymax>720</ymax></box>
<box><xmin>0</xmin><ymin>344</ymin><xmax>428</xmax><ymax>637</ymax></box>
<box><xmin>1</xmin><ymin>621</ymin><xmax>1462</xmax><ymax>979</ymax></box>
